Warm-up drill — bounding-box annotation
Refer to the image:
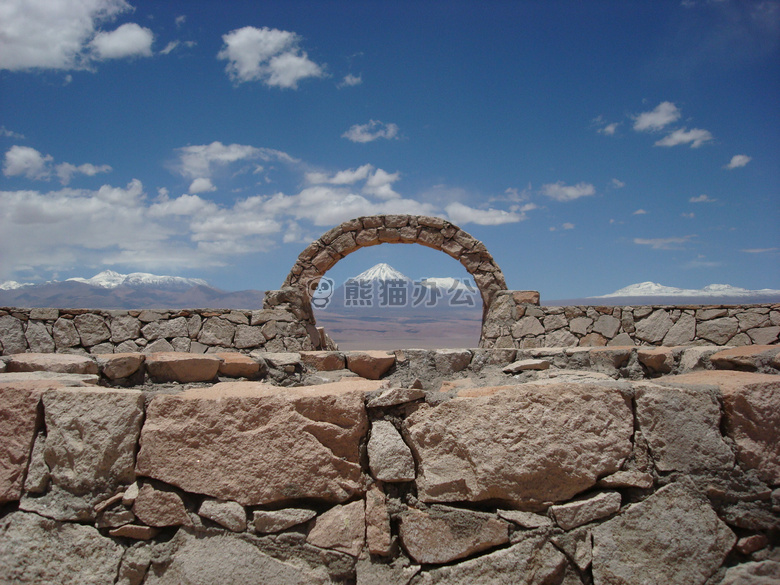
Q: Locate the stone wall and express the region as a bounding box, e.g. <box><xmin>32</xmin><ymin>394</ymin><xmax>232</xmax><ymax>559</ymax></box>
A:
<box><xmin>481</xmin><ymin>291</ymin><xmax>780</xmax><ymax>348</ymax></box>
<box><xmin>1</xmin><ymin>346</ymin><xmax>779</xmax><ymax>584</ymax></box>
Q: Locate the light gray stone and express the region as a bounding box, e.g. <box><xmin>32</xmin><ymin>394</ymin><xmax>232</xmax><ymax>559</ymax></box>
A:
<box><xmin>550</xmin><ymin>491</ymin><xmax>622</xmax><ymax>530</ymax></box>
<box><xmin>52</xmin><ymin>317</ymin><xmax>81</xmax><ymax>348</ymax></box>
<box><xmin>748</xmin><ymin>326</ymin><xmax>780</xmax><ymax>345</ymax></box>
<box><xmin>512</xmin><ymin>316</ymin><xmax>545</xmax><ymax>338</ymax></box>
<box><xmin>635</xmin><ymin>382</ymin><xmax>735</xmax><ymax>473</ymax></box>
<box><xmin>663</xmin><ymin>312</ymin><xmax>696</xmax><ymax>345</ymax></box>
<box><xmin>355</xmin><ymin>556</ymin><xmax>420</xmax><ymax>585</ymax></box>
<box><xmin>635</xmin><ymin>310</ymin><xmax>673</xmax><ymax>344</ymax></box>
<box><xmin>544</xmin><ymin>329</ymin><xmax>579</xmax><ymax>347</ymax></box>
<box><xmin>697</xmin><ymin>317</ymin><xmax>739</xmax><ymax>345</ymax></box>
<box><xmin>253</xmin><ymin>507</ymin><xmax>317</xmax><ymax>533</ymax></box>
<box><xmin>0</xmin><ymin>511</ymin><xmax>124</xmax><ymax>585</ymax></box>
<box><xmin>413</xmin><ymin>535</ymin><xmax>566</xmax><ymax>585</ymax></box>
<box><xmin>0</xmin><ymin>382</ymin><xmax>44</xmax><ymax>504</ymax></box>
<box><xmin>143</xmin><ymin>338</ymin><xmax>175</xmax><ymax>353</ymax></box>
<box><xmin>503</xmin><ymin>359</ymin><xmax>550</xmax><ymax>373</ymax></box>
<box><xmin>366</xmin><ymin>387</ymin><xmax>425</xmax><ymax>408</ymax></box>
<box><xmin>141</xmin><ymin>317</ymin><xmax>188</xmax><ymax>341</ymax></box>
<box><xmin>197</xmin><ymin>317</ymin><xmax>236</xmax><ymax>346</ymax></box>
<box><xmin>593</xmin><ymin>315</ymin><xmax>621</xmax><ymax>339</ymax></box>
<box><xmin>591</xmin><ymin>482</ymin><xmax>735</xmax><ymax>585</ymax></box>
<box><xmin>197</xmin><ymin>499</ymin><xmax>246</xmax><ymax>532</ymax></box>
<box><xmin>0</xmin><ymin>315</ymin><xmax>27</xmax><ymax>353</ymax></box>
<box><xmin>570</xmin><ymin>317</ymin><xmax>593</xmax><ymax>336</ymax></box>
<box><xmin>368</xmin><ymin>420</ymin><xmax>416</xmax><ymax>482</ymax></box>
<box><xmin>22</xmin><ymin>431</ymin><xmax>49</xmax><ymax>493</ymax></box>
<box><xmin>433</xmin><ymin>349</ymin><xmax>472</xmax><ymax>374</ymax></box>
<box><xmin>24</xmin><ymin>321</ymin><xmax>55</xmax><ymax>353</ymax></box>
<box><xmin>497</xmin><ymin>509</ymin><xmax>553</xmax><ymax>528</ymax></box>
<box><xmin>234</xmin><ymin>324</ymin><xmax>265</xmax><ymax>349</ymax></box>
<box><xmin>110</xmin><ymin>315</ymin><xmax>141</xmax><ymax>343</ymax></box>
<box><xmin>720</xmin><ymin>560</ymin><xmax>780</xmax><ymax>585</ymax></box>
<box><xmin>29</xmin><ymin>308</ymin><xmax>59</xmax><ymax>320</ymax></box>
<box><xmin>73</xmin><ymin>313</ymin><xmax>110</xmax><ymax>347</ymax></box>
<box><xmin>543</xmin><ymin>313</ymin><xmax>568</xmax><ymax>331</ymax></box>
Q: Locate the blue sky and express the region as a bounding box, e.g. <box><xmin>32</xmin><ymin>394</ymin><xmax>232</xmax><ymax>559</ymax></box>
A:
<box><xmin>1</xmin><ymin>0</ymin><xmax>778</xmax><ymax>300</ymax></box>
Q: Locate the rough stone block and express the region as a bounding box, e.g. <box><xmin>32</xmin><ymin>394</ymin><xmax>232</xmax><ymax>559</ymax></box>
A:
<box><xmin>637</xmin><ymin>347</ymin><xmax>676</xmax><ymax>374</ymax></box>
<box><xmin>697</xmin><ymin>317</ymin><xmax>739</xmax><ymax>345</ymax></box>
<box><xmin>25</xmin><ymin>321</ymin><xmax>55</xmax><ymax>352</ymax></box>
<box><xmin>216</xmin><ymin>352</ymin><xmax>260</xmax><ymax>378</ymax></box>
<box><xmin>253</xmin><ymin>507</ymin><xmax>316</xmax><ymax>533</ymax></box>
<box><xmin>145</xmin><ymin>352</ymin><xmax>221</xmax><ymax>383</ymax></box>
<box><xmin>136</xmin><ymin>380</ymin><xmax>372</xmax><ymax>506</ymax></box>
<box><xmin>635</xmin><ymin>309</ymin><xmax>673</xmax><ymax>344</ymax></box>
<box><xmin>404</xmin><ymin>382</ymin><xmax>633</xmax><ymax>509</ymax></box>
<box><xmin>306</xmin><ymin>500</ymin><xmax>366</xmax><ymax>557</ymax></box>
<box><xmin>368</xmin><ymin>420</ymin><xmax>416</xmax><ymax>482</ymax></box>
<box><xmin>366</xmin><ymin>484</ymin><xmax>393</xmax><ymax>556</ymax></box>
<box><xmin>133</xmin><ymin>483</ymin><xmax>190</xmax><ymax>527</ymax></box>
<box><xmin>0</xmin><ymin>383</ymin><xmax>44</xmax><ymax>503</ymax></box>
<box><xmin>95</xmin><ymin>352</ymin><xmax>144</xmax><ymax>380</ymax></box>
<box><xmin>710</xmin><ymin>345</ymin><xmax>780</xmax><ymax>371</ymax></box>
<box><xmin>6</xmin><ymin>352</ymin><xmax>98</xmax><ymax>375</ymax></box>
<box><xmin>550</xmin><ymin>490</ymin><xmax>622</xmax><ymax>530</ymax></box>
<box><xmin>346</xmin><ymin>350</ymin><xmax>396</xmax><ymax>379</ymax></box>
<box><xmin>433</xmin><ymin>349</ymin><xmax>471</xmax><ymax>374</ymax></box>
<box><xmin>73</xmin><ymin>313</ymin><xmax>110</xmax><ymax>347</ymax></box>
<box><xmin>0</xmin><ymin>315</ymin><xmax>27</xmax><ymax>353</ymax></box>
<box><xmin>300</xmin><ymin>350</ymin><xmax>346</xmax><ymax>371</ymax></box>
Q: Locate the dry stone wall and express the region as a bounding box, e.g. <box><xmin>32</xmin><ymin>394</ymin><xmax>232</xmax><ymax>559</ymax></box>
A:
<box><xmin>482</xmin><ymin>291</ymin><xmax>780</xmax><ymax>348</ymax></box>
<box><xmin>1</xmin><ymin>347</ymin><xmax>779</xmax><ymax>584</ymax></box>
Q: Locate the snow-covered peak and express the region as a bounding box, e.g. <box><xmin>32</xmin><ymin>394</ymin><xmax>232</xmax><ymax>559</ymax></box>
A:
<box><xmin>598</xmin><ymin>282</ymin><xmax>780</xmax><ymax>298</ymax></box>
<box><xmin>419</xmin><ymin>277</ymin><xmax>474</xmax><ymax>292</ymax></box>
<box><xmin>0</xmin><ymin>280</ymin><xmax>33</xmax><ymax>291</ymax></box>
<box><xmin>353</xmin><ymin>263</ymin><xmax>411</xmax><ymax>282</ymax></box>
<box><xmin>66</xmin><ymin>270</ymin><xmax>209</xmax><ymax>289</ymax></box>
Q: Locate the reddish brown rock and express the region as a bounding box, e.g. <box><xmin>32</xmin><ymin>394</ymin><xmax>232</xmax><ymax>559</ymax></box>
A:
<box><xmin>0</xmin><ymin>383</ymin><xmax>44</xmax><ymax>503</ymax></box>
<box><xmin>512</xmin><ymin>290</ymin><xmax>540</xmax><ymax>305</ymax></box>
<box><xmin>598</xmin><ymin>471</ymin><xmax>654</xmax><ymax>489</ymax></box>
<box><xmin>136</xmin><ymin>380</ymin><xmax>373</xmax><ymax>506</ymax></box>
<box><xmin>366</xmin><ymin>484</ymin><xmax>393</xmax><ymax>556</ymax></box>
<box><xmin>198</xmin><ymin>498</ymin><xmax>246</xmax><ymax>532</ymax></box>
<box><xmin>736</xmin><ymin>534</ymin><xmax>768</xmax><ymax>555</ymax></box>
<box><xmin>95</xmin><ymin>352</ymin><xmax>144</xmax><ymax>380</ymax></box>
<box><xmin>6</xmin><ymin>353</ymin><xmax>98</xmax><ymax>375</ymax></box>
<box><xmin>109</xmin><ymin>524</ymin><xmax>159</xmax><ymax>540</ymax></box>
<box><xmin>663</xmin><ymin>371</ymin><xmax>780</xmax><ymax>484</ymax></box>
<box><xmin>550</xmin><ymin>491</ymin><xmax>622</xmax><ymax>530</ymax></box>
<box><xmin>216</xmin><ymin>353</ymin><xmax>260</xmax><ymax>378</ymax></box>
<box><xmin>404</xmin><ymin>382</ymin><xmax>633</xmax><ymax>509</ymax></box>
<box><xmin>145</xmin><ymin>352</ymin><xmax>221</xmax><ymax>383</ymax></box>
<box><xmin>637</xmin><ymin>347</ymin><xmax>677</xmax><ymax>374</ymax></box>
<box><xmin>306</xmin><ymin>500</ymin><xmax>366</xmax><ymax>557</ymax></box>
<box><xmin>346</xmin><ymin>350</ymin><xmax>396</xmax><ymax>379</ymax></box>
<box><xmin>252</xmin><ymin>507</ymin><xmax>316</xmax><ymax>533</ymax></box>
<box><xmin>132</xmin><ymin>483</ymin><xmax>190</xmax><ymax>527</ymax></box>
<box><xmin>710</xmin><ymin>345</ymin><xmax>780</xmax><ymax>371</ymax></box>
<box><xmin>399</xmin><ymin>506</ymin><xmax>509</xmax><ymax>564</ymax></box>
<box><xmin>300</xmin><ymin>351</ymin><xmax>346</xmax><ymax>371</ymax></box>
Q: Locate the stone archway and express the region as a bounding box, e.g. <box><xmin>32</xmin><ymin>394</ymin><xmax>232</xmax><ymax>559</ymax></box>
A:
<box><xmin>282</xmin><ymin>215</ymin><xmax>508</xmax><ymax>322</ymax></box>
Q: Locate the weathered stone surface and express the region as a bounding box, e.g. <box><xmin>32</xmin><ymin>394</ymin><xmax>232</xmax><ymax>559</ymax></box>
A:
<box><xmin>73</xmin><ymin>313</ymin><xmax>110</xmax><ymax>346</ymax></box>
<box><xmin>550</xmin><ymin>491</ymin><xmax>622</xmax><ymax>530</ymax></box>
<box><xmin>0</xmin><ymin>370</ymin><xmax>98</xmax><ymax>385</ymax></box>
<box><xmin>253</xmin><ymin>507</ymin><xmax>316</xmax><ymax>533</ymax></box>
<box><xmin>145</xmin><ymin>352</ymin><xmax>221</xmax><ymax>383</ymax></box>
<box><xmin>197</xmin><ymin>317</ymin><xmax>236</xmax><ymax>346</ymax></box>
<box><xmin>748</xmin><ymin>325</ymin><xmax>780</xmax><ymax>345</ymax></box>
<box><xmin>698</xmin><ymin>317</ymin><xmax>739</xmax><ymax>345</ymax></box>
<box><xmin>306</xmin><ymin>500</ymin><xmax>366</xmax><ymax>557</ymax></box>
<box><xmin>0</xmin><ymin>383</ymin><xmax>43</xmax><ymax>503</ymax></box>
<box><xmin>552</xmin><ymin>527</ymin><xmax>593</xmax><ymax>572</ymax></box>
<box><xmin>110</xmin><ymin>315</ymin><xmax>141</xmax><ymax>343</ymax></box>
<box><xmin>136</xmin><ymin>380</ymin><xmax>371</xmax><ymax>506</ymax></box>
<box><xmin>133</xmin><ymin>483</ymin><xmax>190</xmax><ymax>527</ymax></box>
<box><xmin>635</xmin><ymin>310</ymin><xmax>673</xmax><ymax>344</ymax></box>
<box><xmin>143</xmin><ymin>338</ymin><xmax>174</xmax><ymax>353</ymax></box>
<box><xmin>233</xmin><ymin>324</ymin><xmax>264</xmax><ymax>349</ymax></box>
<box><xmin>0</xmin><ymin>314</ymin><xmax>27</xmax><ymax>353</ymax></box>
<box><xmin>300</xmin><ymin>350</ymin><xmax>345</xmax><ymax>371</ymax></box>
<box><xmin>591</xmin><ymin>481</ymin><xmax>735</xmax><ymax>585</ymax></box>
<box><xmin>497</xmin><ymin>509</ymin><xmax>553</xmax><ymax>528</ymax></box>
<box><xmin>216</xmin><ymin>352</ymin><xmax>260</xmax><ymax>378</ymax></box>
<box><xmin>413</xmin><ymin>534</ymin><xmax>566</xmax><ymax>585</ymax></box>
<box><xmin>593</xmin><ymin>314</ymin><xmax>621</xmax><ymax>339</ymax></box>
<box><xmin>366</xmin><ymin>484</ymin><xmax>393</xmax><ymax>556</ymax></box>
<box><xmin>637</xmin><ymin>347</ymin><xmax>676</xmax><ymax>374</ymax></box>
<box><xmin>368</xmin><ymin>420</ymin><xmax>416</xmax><ymax>482</ymax></box>
<box><xmin>512</xmin><ymin>316</ymin><xmax>545</xmax><ymax>337</ymax></box>
<box><xmin>43</xmin><ymin>387</ymin><xmax>144</xmax><ymax>495</ymax></box>
<box><xmin>433</xmin><ymin>349</ymin><xmax>472</xmax><ymax>374</ymax></box>
<box><xmin>25</xmin><ymin>321</ymin><xmax>55</xmax><ymax>352</ymax></box>
<box><xmin>405</xmin><ymin>382</ymin><xmax>633</xmax><ymax>509</ymax></box>
<box><xmin>143</xmin><ymin>529</ymin><xmax>323</xmax><ymax>585</ymax></box>
<box><xmin>356</xmin><ymin>556</ymin><xmax>420</xmax><ymax>585</ymax></box>
<box><xmin>635</xmin><ymin>382</ymin><xmax>734</xmax><ymax>473</ymax></box>
<box><xmin>0</xmin><ymin>511</ymin><xmax>124</xmax><ymax>585</ymax></box>
<box><xmin>735</xmin><ymin>534</ymin><xmax>768</xmax><ymax>555</ymax></box>
<box><xmin>6</xmin><ymin>352</ymin><xmax>98</xmax><ymax>375</ymax></box>
<box><xmin>589</xmin><ymin>347</ymin><xmax>631</xmax><ymax>371</ymax></box>
<box><xmin>141</xmin><ymin>317</ymin><xmax>188</xmax><ymax>341</ymax></box>
<box><xmin>399</xmin><ymin>506</ymin><xmax>509</xmax><ymax>564</ymax></box>
<box><xmin>262</xmin><ymin>351</ymin><xmax>302</xmax><ymax>369</ymax></box>
<box><xmin>95</xmin><ymin>352</ymin><xmax>144</xmax><ymax>379</ymax></box>
<box><xmin>367</xmin><ymin>387</ymin><xmax>425</xmax><ymax>408</ymax></box>
<box><xmin>663</xmin><ymin>312</ymin><xmax>696</xmax><ymax>346</ymax></box>
<box><xmin>502</xmin><ymin>358</ymin><xmax>550</xmax><ymax>373</ymax></box>
<box><xmin>720</xmin><ymin>560</ymin><xmax>780</xmax><ymax>585</ymax></box>
<box><xmin>23</xmin><ymin>430</ymin><xmax>49</xmax><ymax>493</ymax></box>
<box><xmin>710</xmin><ymin>345</ymin><xmax>780</xmax><ymax>371</ymax></box>
<box><xmin>664</xmin><ymin>371</ymin><xmax>780</xmax><ymax>484</ymax></box>
<box><xmin>346</xmin><ymin>350</ymin><xmax>396</xmax><ymax>379</ymax></box>
<box><xmin>513</xmin><ymin>290</ymin><xmax>541</xmax><ymax>305</ymax></box>
<box><xmin>597</xmin><ymin>470</ymin><xmax>653</xmax><ymax>489</ymax></box>
<box><xmin>109</xmin><ymin>524</ymin><xmax>159</xmax><ymax>540</ymax></box>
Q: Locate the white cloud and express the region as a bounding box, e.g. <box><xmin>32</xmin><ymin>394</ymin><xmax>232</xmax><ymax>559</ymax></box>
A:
<box><xmin>306</xmin><ymin>164</ymin><xmax>374</xmax><ymax>185</ymax></box>
<box><xmin>741</xmin><ymin>247</ymin><xmax>778</xmax><ymax>254</ymax></box>
<box><xmin>681</xmin><ymin>212</ymin><xmax>695</xmax><ymax>219</ymax></box>
<box><xmin>148</xmin><ymin>193</ymin><xmax>216</xmax><ymax>217</ymax></box>
<box><xmin>611</xmin><ymin>178</ymin><xmax>625</xmax><ymax>189</ymax></box>
<box><xmin>599</xmin><ymin>122</ymin><xmax>619</xmax><ymax>135</ymax></box>
<box><xmin>689</xmin><ymin>194</ymin><xmax>716</xmax><ymax>203</ymax></box>
<box><xmin>363</xmin><ymin>168</ymin><xmax>401</xmax><ymax>199</ymax></box>
<box><xmin>725</xmin><ymin>154</ymin><xmax>752</xmax><ymax>169</ymax></box>
<box><xmin>89</xmin><ymin>22</ymin><xmax>153</xmax><ymax>60</ymax></box>
<box><xmin>541</xmin><ymin>181</ymin><xmax>596</xmax><ymax>202</ymax></box>
<box><xmin>633</xmin><ymin>209</ymin><xmax>648</xmax><ymax>215</ymax></box>
<box><xmin>633</xmin><ymin>101</ymin><xmax>681</xmax><ymax>131</ymax></box>
<box><xmin>445</xmin><ymin>202</ymin><xmax>524</xmax><ymax>226</ymax></box>
<box><xmin>217</xmin><ymin>26</ymin><xmax>325</xmax><ymax>88</ymax></box>
<box><xmin>339</xmin><ymin>73</ymin><xmax>362</xmax><ymax>87</ymax></box>
<box><xmin>188</xmin><ymin>177</ymin><xmax>217</xmax><ymax>194</ymax></box>
<box><xmin>342</xmin><ymin>120</ymin><xmax>400</xmax><ymax>143</ymax></box>
<box><xmin>562</xmin><ymin>222</ymin><xmax>575</xmax><ymax>230</ymax></box>
<box><xmin>0</xmin><ymin>0</ymin><xmax>158</xmax><ymax>71</ymax></box>
<box><xmin>634</xmin><ymin>235</ymin><xmax>695</xmax><ymax>250</ymax></box>
<box><xmin>175</xmin><ymin>15</ymin><xmax>186</xmax><ymax>28</ymax></box>
<box><xmin>655</xmin><ymin>127</ymin><xmax>713</xmax><ymax>148</ymax></box>
<box><xmin>160</xmin><ymin>41</ymin><xmax>179</xmax><ymax>55</ymax></box>
<box><xmin>56</xmin><ymin>162</ymin><xmax>112</xmax><ymax>185</ymax></box>
<box><xmin>0</xmin><ymin>126</ymin><xmax>25</xmax><ymax>139</ymax></box>
<box><xmin>174</xmin><ymin>141</ymin><xmax>297</xmax><ymax>179</ymax></box>
<box><xmin>3</xmin><ymin>146</ymin><xmax>53</xmax><ymax>179</ymax></box>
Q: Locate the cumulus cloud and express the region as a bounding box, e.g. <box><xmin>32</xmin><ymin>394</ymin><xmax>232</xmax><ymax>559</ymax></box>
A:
<box><xmin>188</xmin><ymin>178</ymin><xmax>217</xmax><ymax>194</ymax></box>
<box><xmin>363</xmin><ymin>168</ymin><xmax>401</xmax><ymax>199</ymax></box>
<box><xmin>306</xmin><ymin>164</ymin><xmax>374</xmax><ymax>185</ymax></box>
<box><xmin>654</xmin><ymin>127</ymin><xmax>713</xmax><ymax>148</ymax></box>
<box><xmin>56</xmin><ymin>162</ymin><xmax>112</xmax><ymax>185</ymax></box>
<box><xmin>633</xmin><ymin>101</ymin><xmax>681</xmax><ymax>131</ymax></box>
<box><xmin>634</xmin><ymin>235</ymin><xmax>695</xmax><ymax>250</ymax></box>
<box><xmin>3</xmin><ymin>146</ymin><xmax>53</xmax><ymax>180</ymax></box>
<box><xmin>339</xmin><ymin>73</ymin><xmax>362</xmax><ymax>87</ymax></box>
<box><xmin>541</xmin><ymin>181</ymin><xmax>596</xmax><ymax>202</ymax></box>
<box><xmin>217</xmin><ymin>26</ymin><xmax>325</xmax><ymax>88</ymax></box>
<box><xmin>445</xmin><ymin>202</ymin><xmax>524</xmax><ymax>226</ymax></box>
<box><xmin>174</xmin><ymin>141</ymin><xmax>297</xmax><ymax>179</ymax></box>
<box><xmin>342</xmin><ymin>120</ymin><xmax>400</xmax><ymax>143</ymax></box>
<box><xmin>689</xmin><ymin>194</ymin><xmax>716</xmax><ymax>203</ymax></box>
<box><xmin>0</xmin><ymin>0</ymin><xmax>159</xmax><ymax>71</ymax></box>
<box><xmin>599</xmin><ymin>122</ymin><xmax>619</xmax><ymax>135</ymax></box>
<box><xmin>0</xmin><ymin>126</ymin><xmax>25</xmax><ymax>139</ymax></box>
<box><xmin>89</xmin><ymin>22</ymin><xmax>153</xmax><ymax>59</ymax></box>
<box><xmin>725</xmin><ymin>154</ymin><xmax>751</xmax><ymax>169</ymax></box>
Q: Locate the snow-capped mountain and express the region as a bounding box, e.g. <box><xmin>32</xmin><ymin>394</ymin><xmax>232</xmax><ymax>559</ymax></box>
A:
<box><xmin>353</xmin><ymin>263</ymin><xmax>411</xmax><ymax>282</ymax></box>
<box><xmin>419</xmin><ymin>277</ymin><xmax>475</xmax><ymax>292</ymax></box>
<box><xmin>597</xmin><ymin>282</ymin><xmax>780</xmax><ymax>298</ymax></box>
<box><xmin>0</xmin><ymin>281</ymin><xmax>33</xmax><ymax>291</ymax></box>
<box><xmin>66</xmin><ymin>270</ymin><xmax>209</xmax><ymax>290</ymax></box>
